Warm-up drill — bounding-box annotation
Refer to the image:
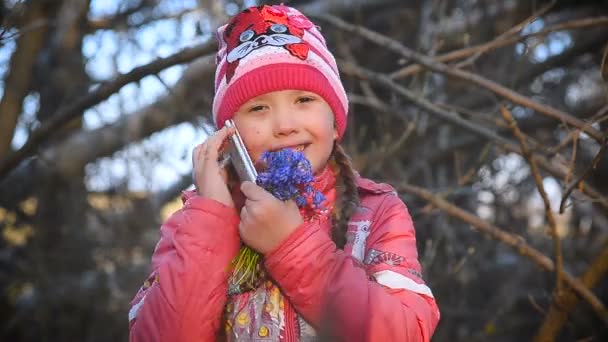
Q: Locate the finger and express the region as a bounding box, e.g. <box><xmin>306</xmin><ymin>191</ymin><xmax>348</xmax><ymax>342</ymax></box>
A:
<box><xmin>192</xmin><ymin>144</ymin><xmax>199</xmax><ymax>165</ymax></box>
<box><xmin>218</xmin><ymin>136</ymin><xmax>231</xmax><ymax>155</ymax></box>
<box><xmin>205</xmin><ymin>126</ymin><xmax>236</xmax><ymax>162</ymax></box>
<box><xmin>240</xmin><ymin>181</ymin><xmax>273</xmax><ymax>201</ymax></box>
<box><xmin>238</xmin><ymin>206</ymin><xmax>249</xmax><ymax>231</ymax></box>
<box><xmin>240</xmin><ymin>205</ymin><xmax>249</xmax><ymax>221</ymax></box>
<box><xmin>192</xmin><ymin>144</ymin><xmax>203</xmax><ymax>166</ymax></box>
<box><xmin>218</xmin><ymin>154</ymin><xmax>231</xmax><ymax>169</ymax></box>
<box><xmin>284</xmin><ymin>199</ymin><xmax>299</xmax><ymax>210</ymax></box>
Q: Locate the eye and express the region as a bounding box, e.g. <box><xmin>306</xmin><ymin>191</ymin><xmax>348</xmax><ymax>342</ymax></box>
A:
<box><xmin>248</xmin><ymin>104</ymin><xmax>267</xmax><ymax>112</ymax></box>
<box><xmin>296</xmin><ymin>96</ymin><xmax>315</xmax><ymax>104</ymax></box>
<box><xmin>239</xmin><ymin>29</ymin><xmax>255</xmax><ymax>42</ymax></box>
<box><xmin>270</xmin><ymin>24</ymin><xmax>287</xmax><ymax>33</ymax></box>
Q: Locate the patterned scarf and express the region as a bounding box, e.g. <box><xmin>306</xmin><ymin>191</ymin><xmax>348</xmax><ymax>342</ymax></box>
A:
<box><xmin>222</xmin><ymin>166</ymin><xmax>336</xmax><ymax>341</ymax></box>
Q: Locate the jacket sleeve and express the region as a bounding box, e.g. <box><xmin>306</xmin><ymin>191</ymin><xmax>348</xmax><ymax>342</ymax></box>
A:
<box><xmin>263</xmin><ymin>192</ymin><xmax>440</xmax><ymax>341</ymax></box>
<box><xmin>128</xmin><ymin>193</ymin><xmax>241</xmax><ymax>342</ymax></box>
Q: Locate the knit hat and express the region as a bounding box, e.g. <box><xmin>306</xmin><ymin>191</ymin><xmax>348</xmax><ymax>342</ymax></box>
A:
<box><xmin>212</xmin><ymin>5</ymin><xmax>349</xmax><ymax>139</ymax></box>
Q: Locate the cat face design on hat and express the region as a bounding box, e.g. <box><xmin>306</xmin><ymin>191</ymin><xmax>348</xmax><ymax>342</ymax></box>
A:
<box><xmin>223</xmin><ymin>5</ymin><xmax>310</xmax><ymax>83</ymax></box>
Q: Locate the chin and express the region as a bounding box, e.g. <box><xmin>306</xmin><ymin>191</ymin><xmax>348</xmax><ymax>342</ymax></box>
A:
<box><xmin>312</xmin><ymin>161</ymin><xmax>329</xmax><ymax>175</ymax></box>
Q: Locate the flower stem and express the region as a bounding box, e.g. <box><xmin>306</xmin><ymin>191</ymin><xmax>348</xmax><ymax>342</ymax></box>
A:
<box><xmin>228</xmin><ymin>245</ymin><xmax>262</xmax><ymax>294</ymax></box>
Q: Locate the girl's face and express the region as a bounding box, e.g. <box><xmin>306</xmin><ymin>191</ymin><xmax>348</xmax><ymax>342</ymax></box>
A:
<box><xmin>233</xmin><ymin>89</ymin><xmax>338</xmax><ymax>174</ymax></box>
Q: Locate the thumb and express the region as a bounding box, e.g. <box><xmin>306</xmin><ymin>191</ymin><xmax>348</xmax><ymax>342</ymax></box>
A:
<box><xmin>240</xmin><ymin>181</ymin><xmax>273</xmax><ymax>201</ymax></box>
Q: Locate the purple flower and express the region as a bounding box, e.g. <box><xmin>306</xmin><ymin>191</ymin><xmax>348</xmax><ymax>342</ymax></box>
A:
<box><xmin>256</xmin><ymin>148</ymin><xmax>325</xmax><ymax>212</ymax></box>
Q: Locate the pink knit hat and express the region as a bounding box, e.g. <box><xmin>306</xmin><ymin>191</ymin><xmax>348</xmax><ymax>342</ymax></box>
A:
<box><xmin>212</xmin><ymin>5</ymin><xmax>349</xmax><ymax>139</ymax></box>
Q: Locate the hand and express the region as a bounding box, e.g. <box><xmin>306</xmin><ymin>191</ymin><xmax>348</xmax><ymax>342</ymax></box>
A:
<box><xmin>192</xmin><ymin>125</ymin><xmax>235</xmax><ymax>207</ymax></box>
<box><xmin>239</xmin><ymin>181</ymin><xmax>304</xmax><ymax>254</ymax></box>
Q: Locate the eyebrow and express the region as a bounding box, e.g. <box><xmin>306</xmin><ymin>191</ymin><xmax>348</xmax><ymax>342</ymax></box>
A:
<box><xmin>289</xmin><ymin>90</ymin><xmax>315</xmax><ymax>96</ymax></box>
<box><xmin>249</xmin><ymin>94</ymin><xmax>271</xmax><ymax>102</ymax></box>
<box><xmin>244</xmin><ymin>90</ymin><xmax>315</xmax><ymax>104</ymax></box>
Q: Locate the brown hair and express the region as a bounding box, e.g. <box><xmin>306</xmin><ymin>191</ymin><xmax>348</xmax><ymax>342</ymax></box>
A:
<box><xmin>329</xmin><ymin>143</ymin><xmax>360</xmax><ymax>249</ymax></box>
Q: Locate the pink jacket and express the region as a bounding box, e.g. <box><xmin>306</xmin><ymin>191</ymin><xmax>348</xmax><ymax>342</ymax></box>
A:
<box><xmin>129</xmin><ymin>172</ymin><xmax>440</xmax><ymax>341</ymax></box>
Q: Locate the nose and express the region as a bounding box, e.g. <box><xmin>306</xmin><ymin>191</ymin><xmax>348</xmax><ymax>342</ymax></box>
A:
<box><xmin>254</xmin><ymin>35</ymin><xmax>268</xmax><ymax>45</ymax></box>
<box><xmin>272</xmin><ymin>110</ymin><xmax>298</xmax><ymax>137</ymax></box>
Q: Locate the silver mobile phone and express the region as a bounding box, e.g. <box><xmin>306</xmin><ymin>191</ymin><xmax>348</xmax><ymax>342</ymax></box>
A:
<box><xmin>223</xmin><ymin>119</ymin><xmax>258</xmax><ymax>183</ymax></box>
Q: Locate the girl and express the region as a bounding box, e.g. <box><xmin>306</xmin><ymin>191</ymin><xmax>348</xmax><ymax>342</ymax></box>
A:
<box><xmin>129</xmin><ymin>5</ymin><xmax>439</xmax><ymax>341</ymax></box>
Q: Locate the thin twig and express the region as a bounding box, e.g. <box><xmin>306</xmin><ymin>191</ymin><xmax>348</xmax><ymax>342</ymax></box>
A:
<box><xmin>84</xmin><ymin>1</ymin><xmax>149</xmax><ymax>32</ymax></box>
<box><xmin>0</xmin><ymin>40</ymin><xmax>217</xmax><ymax>180</ymax></box>
<box><xmin>336</xmin><ymin>32</ymin><xmax>381</xmax><ymax>105</ymax></box>
<box><xmin>548</xmin><ymin>128</ymin><xmax>580</xmax><ymax>155</ymax></box>
<box><xmin>595</xmin><ymin>114</ymin><xmax>608</xmax><ymax>125</ymax></box>
<box><xmin>501</xmin><ymin>106</ymin><xmax>564</xmax><ymax>296</ymax></box>
<box><xmin>457</xmin><ymin>143</ymin><xmax>492</xmax><ymax>186</ymax></box>
<box><xmin>390</xmin><ymin>16</ymin><xmax>608</xmax><ymax>79</ymax></box>
<box><xmin>366</xmin><ymin>122</ymin><xmax>416</xmax><ymax>175</ymax></box>
<box><xmin>559</xmin><ymin>137</ymin><xmax>608</xmax><ymax>213</ymax></box>
<box><xmin>528</xmin><ymin>294</ymin><xmax>548</xmax><ymax>316</ymax></box>
<box><xmin>314</xmin><ymin>14</ymin><xmax>605</xmax><ymax>142</ymax></box>
<box><xmin>534</xmin><ymin>243</ymin><xmax>608</xmax><ymax>341</ymax></box>
<box><xmin>339</xmin><ymin>60</ymin><xmax>608</xmax><ymax>212</ymax></box>
<box><xmin>397</xmin><ymin>182</ymin><xmax>608</xmax><ymax>324</ymax></box>
<box><xmin>419</xmin><ymin>144</ymin><xmax>491</xmax><ymax>214</ymax></box>
<box><xmin>590</xmin><ymin>104</ymin><xmax>608</xmax><ymax>123</ymax></box>
<box><xmin>436</xmin><ymin>103</ymin><xmax>507</xmax><ymax>129</ymax></box>
<box><xmin>341</xmin><ymin>62</ymin><xmax>516</xmax><ymax>148</ymax></box>
<box><xmin>436</xmin><ymin>102</ymin><xmax>551</xmax><ymax>157</ymax></box>
<box><xmin>564</xmin><ymin>131</ymin><xmax>579</xmax><ymax>185</ymax></box>
<box><xmin>347</xmin><ymin>94</ymin><xmax>410</xmax><ymax>124</ymax></box>
<box><xmin>455</xmin><ymin>1</ymin><xmax>556</xmax><ymax>69</ymax></box>
<box><xmin>88</xmin><ymin>7</ymin><xmax>203</xmax><ymax>32</ymax></box>
<box><xmin>0</xmin><ymin>18</ymin><xmax>51</xmax><ymax>43</ymax></box>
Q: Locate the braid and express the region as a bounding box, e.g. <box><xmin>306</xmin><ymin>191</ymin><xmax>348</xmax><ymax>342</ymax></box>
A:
<box><xmin>329</xmin><ymin>143</ymin><xmax>360</xmax><ymax>249</ymax></box>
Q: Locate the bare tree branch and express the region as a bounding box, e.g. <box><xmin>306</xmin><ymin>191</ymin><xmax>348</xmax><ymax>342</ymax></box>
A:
<box><xmin>87</xmin><ymin>6</ymin><xmax>198</xmax><ymax>33</ymax></box>
<box><xmin>390</xmin><ymin>16</ymin><xmax>608</xmax><ymax>79</ymax></box>
<box><xmin>0</xmin><ymin>56</ymin><xmax>216</xmax><ymax>207</ymax></box>
<box><xmin>299</xmin><ymin>0</ymin><xmax>405</xmax><ymax>15</ymax></box>
<box><xmin>0</xmin><ymin>40</ymin><xmax>217</xmax><ymax>180</ymax></box>
<box><xmin>501</xmin><ymin>106</ymin><xmax>564</xmax><ymax>295</ymax></box>
<box><xmin>534</xmin><ymin>243</ymin><xmax>608</xmax><ymax>341</ymax></box>
<box><xmin>340</xmin><ymin>61</ymin><xmax>608</xmax><ymax>211</ymax></box>
<box><xmin>85</xmin><ymin>0</ymin><xmax>156</xmax><ymax>32</ymax></box>
<box><xmin>452</xmin><ymin>1</ymin><xmax>557</xmax><ymax>70</ymax></box>
<box><xmin>560</xmin><ymin>137</ymin><xmax>608</xmax><ymax>213</ymax></box>
<box><xmin>314</xmin><ymin>13</ymin><xmax>605</xmax><ymax>143</ymax></box>
<box><xmin>397</xmin><ymin>182</ymin><xmax>608</xmax><ymax>324</ymax></box>
<box><xmin>341</xmin><ymin>62</ymin><xmax>517</xmax><ymax>148</ymax></box>
<box><xmin>0</xmin><ymin>1</ymin><xmax>52</xmax><ymax>158</ymax></box>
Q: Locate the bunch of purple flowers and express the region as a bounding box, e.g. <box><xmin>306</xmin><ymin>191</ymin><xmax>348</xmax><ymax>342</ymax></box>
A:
<box><xmin>256</xmin><ymin>148</ymin><xmax>325</xmax><ymax>211</ymax></box>
<box><xmin>228</xmin><ymin>148</ymin><xmax>325</xmax><ymax>294</ymax></box>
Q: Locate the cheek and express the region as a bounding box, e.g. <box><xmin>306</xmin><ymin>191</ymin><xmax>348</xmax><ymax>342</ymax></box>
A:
<box><xmin>241</xmin><ymin>129</ymin><xmax>266</xmax><ymax>160</ymax></box>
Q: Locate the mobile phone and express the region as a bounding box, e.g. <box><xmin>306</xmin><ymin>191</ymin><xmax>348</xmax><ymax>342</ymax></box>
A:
<box><xmin>223</xmin><ymin>119</ymin><xmax>258</xmax><ymax>183</ymax></box>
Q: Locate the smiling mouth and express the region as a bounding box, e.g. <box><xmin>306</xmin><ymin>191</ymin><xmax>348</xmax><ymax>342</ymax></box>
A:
<box><xmin>286</xmin><ymin>144</ymin><xmax>309</xmax><ymax>152</ymax></box>
<box><xmin>275</xmin><ymin>144</ymin><xmax>308</xmax><ymax>153</ymax></box>
<box><xmin>293</xmin><ymin>145</ymin><xmax>307</xmax><ymax>152</ymax></box>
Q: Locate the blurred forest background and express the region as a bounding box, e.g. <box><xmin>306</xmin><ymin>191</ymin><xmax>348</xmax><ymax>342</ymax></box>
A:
<box><xmin>0</xmin><ymin>0</ymin><xmax>607</xmax><ymax>341</ymax></box>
